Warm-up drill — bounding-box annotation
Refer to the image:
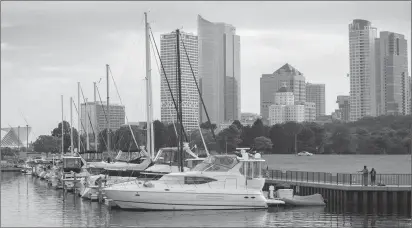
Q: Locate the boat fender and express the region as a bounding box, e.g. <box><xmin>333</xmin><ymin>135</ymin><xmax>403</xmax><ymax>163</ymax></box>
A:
<box><xmin>269</xmin><ymin>185</ymin><xmax>275</xmax><ymax>199</ymax></box>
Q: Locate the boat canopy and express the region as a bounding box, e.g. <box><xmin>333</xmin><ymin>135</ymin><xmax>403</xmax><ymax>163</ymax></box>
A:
<box><xmin>153</xmin><ymin>144</ymin><xmax>199</xmax><ymax>166</ymax></box>
<box><xmin>192</xmin><ymin>155</ymin><xmax>239</xmax><ymax>172</ymax></box>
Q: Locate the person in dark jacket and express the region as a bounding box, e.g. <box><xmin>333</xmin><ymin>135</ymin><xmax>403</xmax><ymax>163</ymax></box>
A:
<box><xmin>370</xmin><ymin>168</ymin><xmax>377</xmax><ymax>186</ymax></box>
<box><xmin>358</xmin><ymin>166</ymin><xmax>369</xmax><ymax>186</ymax></box>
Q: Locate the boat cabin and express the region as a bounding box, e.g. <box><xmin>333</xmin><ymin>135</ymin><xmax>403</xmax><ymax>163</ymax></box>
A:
<box><xmin>79</xmin><ymin>150</ymin><xmax>103</xmax><ymax>162</ymax></box>
<box><xmin>187</xmin><ymin>152</ymin><xmax>266</xmax><ymax>189</ymax></box>
<box><xmin>62</xmin><ymin>156</ymin><xmax>84</xmax><ymax>173</ymax></box>
<box><xmin>115</xmin><ymin>149</ymin><xmax>146</xmax><ymax>164</ymax></box>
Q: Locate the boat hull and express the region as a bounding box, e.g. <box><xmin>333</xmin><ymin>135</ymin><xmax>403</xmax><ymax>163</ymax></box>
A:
<box><xmin>104</xmin><ymin>188</ymin><xmax>268</xmax><ymax>211</ymax></box>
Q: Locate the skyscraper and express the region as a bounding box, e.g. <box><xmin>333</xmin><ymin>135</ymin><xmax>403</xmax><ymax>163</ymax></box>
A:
<box><xmin>160</xmin><ymin>31</ymin><xmax>199</xmax><ymax>131</ymax></box>
<box><xmin>348</xmin><ymin>19</ymin><xmax>377</xmax><ymax>121</ymax></box>
<box><xmin>260</xmin><ymin>63</ymin><xmax>306</xmax><ymax>121</ymax></box>
<box><xmin>198</xmin><ymin>15</ymin><xmax>240</xmax><ymax>125</ymax></box>
<box><xmin>306</xmin><ymin>83</ymin><xmax>325</xmax><ymax>118</ymax></box>
<box><xmin>375</xmin><ymin>31</ymin><xmax>410</xmax><ymax>116</ymax></box>
<box><xmin>80</xmin><ymin>101</ymin><xmax>125</xmax><ymax>135</ymax></box>
<box><xmin>336</xmin><ymin>95</ymin><xmax>350</xmax><ymax>122</ymax></box>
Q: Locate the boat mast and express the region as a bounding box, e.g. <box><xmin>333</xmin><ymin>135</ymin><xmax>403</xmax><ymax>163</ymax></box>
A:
<box><xmin>70</xmin><ymin>97</ymin><xmax>74</xmax><ymax>155</ymax></box>
<box><xmin>86</xmin><ymin>98</ymin><xmax>90</xmax><ymax>151</ymax></box>
<box><xmin>106</xmin><ymin>64</ymin><xmax>111</xmax><ymax>155</ymax></box>
<box><xmin>145</xmin><ymin>12</ymin><xmax>154</xmax><ymax>159</ymax></box>
<box><xmin>94</xmin><ymin>82</ymin><xmax>98</xmax><ymax>151</ymax></box>
<box><xmin>176</xmin><ymin>29</ymin><xmax>184</xmax><ymax>172</ymax></box>
<box><xmin>61</xmin><ymin>95</ymin><xmax>64</xmax><ymax>156</ymax></box>
<box><xmin>77</xmin><ymin>82</ymin><xmax>81</xmax><ymax>152</ymax></box>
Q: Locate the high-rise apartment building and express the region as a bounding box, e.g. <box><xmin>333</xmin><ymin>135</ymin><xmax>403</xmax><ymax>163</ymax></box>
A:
<box><xmin>304</xmin><ymin>102</ymin><xmax>316</xmax><ymax>122</ymax></box>
<box><xmin>160</xmin><ymin>31</ymin><xmax>199</xmax><ymax>131</ymax></box>
<box><xmin>260</xmin><ymin>63</ymin><xmax>306</xmax><ymax>121</ymax></box>
<box><xmin>198</xmin><ymin>15</ymin><xmax>240</xmax><ymax>125</ymax></box>
<box><xmin>80</xmin><ymin>101</ymin><xmax>125</xmax><ymax>135</ymax></box>
<box><xmin>306</xmin><ymin>83</ymin><xmax>325</xmax><ymax>118</ymax></box>
<box><xmin>348</xmin><ymin>19</ymin><xmax>377</xmax><ymax>121</ymax></box>
<box><xmin>375</xmin><ymin>31</ymin><xmax>410</xmax><ymax>116</ymax></box>
<box><xmin>336</xmin><ymin>95</ymin><xmax>350</xmax><ymax>122</ymax></box>
<box><xmin>268</xmin><ymin>83</ymin><xmax>305</xmax><ymax>125</ymax></box>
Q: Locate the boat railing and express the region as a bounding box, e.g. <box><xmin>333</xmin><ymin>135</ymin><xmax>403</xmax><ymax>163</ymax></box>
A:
<box><xmin>263</xmin><ymin>169</ymin><xmax>412</xmax><ymax>186</ymax></box>
<box><xmin>114</xmin><ymin>177</ymin><xmax>253</xmax><ymax>190</ymax></box>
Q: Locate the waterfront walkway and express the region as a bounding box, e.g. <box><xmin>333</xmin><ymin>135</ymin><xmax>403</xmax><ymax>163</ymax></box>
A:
<box><xmin>264</xmin><ymin>169</ymin><xmax>411</xmax><ymax>189</ymax></box>
<box><xmin>264</xmin><ymin>169</ymin><xmax>411</xmax><ymax>212</ymax></box>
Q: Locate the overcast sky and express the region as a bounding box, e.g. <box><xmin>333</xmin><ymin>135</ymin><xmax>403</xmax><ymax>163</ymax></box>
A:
<box><xmin>1</xmin><ymin>1</ymin><xmax>411</xmax><ymax>140</ymax></box>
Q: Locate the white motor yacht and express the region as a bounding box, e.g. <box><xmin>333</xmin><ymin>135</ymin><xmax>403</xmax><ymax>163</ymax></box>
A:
<box><xmin>104</xmin><ymin>151</ymin><xmax>268</xmax><ymax>210</ymax></box>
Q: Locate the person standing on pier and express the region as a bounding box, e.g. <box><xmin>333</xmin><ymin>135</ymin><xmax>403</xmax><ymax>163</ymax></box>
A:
<box><xmin>370</xmin><ymin>168</ymin><xmax>376</xmax><ymax>186</ymax></box>
<box><xmin>358</xmin><ymin>166</ymin><xmax>369</xmax><ymax>186</ymax></box>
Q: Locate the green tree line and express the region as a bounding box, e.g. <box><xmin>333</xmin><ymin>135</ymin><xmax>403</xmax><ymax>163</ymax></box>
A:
<box><xmin>32</xmin><ymin>115</ymin><xmax>412</xmax><ymax>155</ymax></box>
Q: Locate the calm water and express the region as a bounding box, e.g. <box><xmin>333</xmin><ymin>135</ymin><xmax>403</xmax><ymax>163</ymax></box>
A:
<box><xmin>263</xmin><ymin>154</ymin><xmax>412</xmax><ymax>173</ymax></box>
<box><xmin>2</xmin><ymin>155</ymin><xmax>412</xmax><ymax>227</ymax></box>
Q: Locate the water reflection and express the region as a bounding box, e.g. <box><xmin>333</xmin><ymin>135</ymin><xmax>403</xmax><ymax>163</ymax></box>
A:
<box><xmin>1</xmin><ymin>173</ymin><xmax>411</xmax><ymax>227</ymax></box>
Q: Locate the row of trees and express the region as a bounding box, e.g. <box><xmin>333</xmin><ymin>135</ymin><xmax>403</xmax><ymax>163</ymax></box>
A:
<box><xmin>32</xmin><ymin>115</ymin><xmax>412</xmax><ymax>155</ymax></box>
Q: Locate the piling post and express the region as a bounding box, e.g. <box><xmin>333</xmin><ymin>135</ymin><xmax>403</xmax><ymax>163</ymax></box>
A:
<box><xmin>392</xmin><ymin>192</ymin><xmax>398</xmax><ymax>214</ymax></box>
<box><xmin>382</xmin><ymin>191</ymin><xmax>388</xmax><ymax>214</ymax></box>
<box><xmin>62</xmin><ymin>177</ymin><xmax>66</xmax><ymax>201</ymax></box>
<box><xmin>74</xmin><ymin>173</ymin><xmax>77</xmax><ymax>195</ymax></box>
<box><xmin>372</xmin><ymin>191</ymin><xmax>378</xmax><ymax>213</ymax></box>
<box><xmin>352</xmin><ymin>191</ymin><xmax>358</xmax><ymax>212</ymax></box>
<box><xmin>98</xmin><ymin>178</ymin><xmax>102</xmax><ymax>203</ymax></box>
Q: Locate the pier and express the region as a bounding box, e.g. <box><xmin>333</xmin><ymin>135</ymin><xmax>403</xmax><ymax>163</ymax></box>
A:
<box><xmin>1</xmin><ymin>167</ymin><xmax>22</xmax><ymax>172</ymax></box>
<box><xmin>264</xmin><ymin>169</ymin><xmax>411</xmax><ymax>213</ymax></box>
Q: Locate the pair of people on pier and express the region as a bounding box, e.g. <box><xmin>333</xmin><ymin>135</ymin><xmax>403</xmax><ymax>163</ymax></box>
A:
<box><xmin>359</xmin><ymin>166</ymin><xmax>377</xmax><ymax>186</ymax></box>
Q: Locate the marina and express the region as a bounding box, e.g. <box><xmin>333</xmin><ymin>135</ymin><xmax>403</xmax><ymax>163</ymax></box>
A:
<box><xmin>2</xmin><ymin>2</ymin><xmax>412</xmax><ymax>227</ymax></box>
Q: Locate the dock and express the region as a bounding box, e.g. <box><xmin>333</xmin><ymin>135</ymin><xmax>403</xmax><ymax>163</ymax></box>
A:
<box><xmin>264</xmin><ymin>169</ymin><xmax>411</xmax><ymax>214</ymax></box>
<box><xmin>1</xmin><ymin>167</ymin><xmax>22</xmax><ymax>172</ymax></box>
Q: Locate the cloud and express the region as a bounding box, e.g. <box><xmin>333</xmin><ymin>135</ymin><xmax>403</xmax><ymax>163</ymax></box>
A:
<box><xmin>0</xmin><ymin>1</ymin><xmax>410</xmax><ymax>137</ymax></box>
<box><xmin>1</xmin><ymin>42</ymin><xmax>10</xmax><ymax>50</ymax></box>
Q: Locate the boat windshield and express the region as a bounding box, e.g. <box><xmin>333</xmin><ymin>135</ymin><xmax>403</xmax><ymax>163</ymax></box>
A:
<box><xmin>192</xmin><ymin>155</ymin><xmax>239</xmax><ymax>172</ymax></box>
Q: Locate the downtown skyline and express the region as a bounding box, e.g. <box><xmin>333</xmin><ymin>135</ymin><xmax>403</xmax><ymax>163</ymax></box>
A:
<box><xmin>1</xmin><ymin>1</ymin><xmax>411</xmax><ymax>139</ymax></box>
